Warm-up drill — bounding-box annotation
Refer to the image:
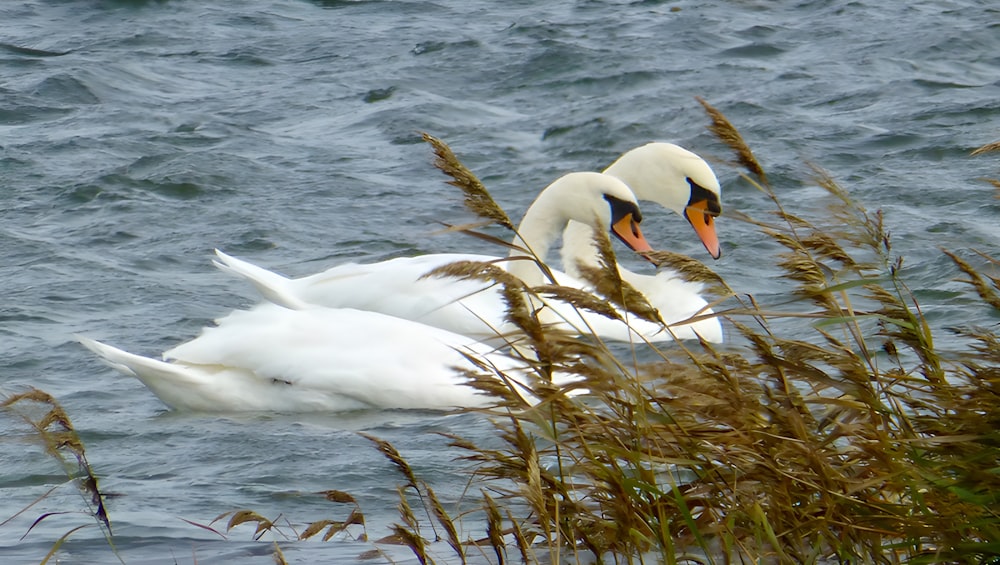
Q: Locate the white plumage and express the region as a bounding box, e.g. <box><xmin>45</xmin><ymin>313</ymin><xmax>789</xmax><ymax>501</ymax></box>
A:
<box><xmin>79</xmin><ymin>171</ymin><xmax>656</xmax><ymax>411</ymax></box>
<box><xmin>215</xmin><ymin>143</ymin><xmax>724</xmax><ymax>343</ymax></box>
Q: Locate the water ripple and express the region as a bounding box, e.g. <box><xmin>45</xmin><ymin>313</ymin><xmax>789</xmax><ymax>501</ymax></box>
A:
<box><xmin>0</xmin><ymin>42</ymin><xmax>71</xmax><ymax>57</ymax></box>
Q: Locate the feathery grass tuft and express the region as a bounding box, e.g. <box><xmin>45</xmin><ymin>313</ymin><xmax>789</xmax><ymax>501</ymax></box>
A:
<box><xmin>1</xmin><ymin>388</ymin><xmax>118</xmax><ymax>562</ymax></box>
<box><xmin>641</xmin><ymin>249</ymin><xmax>732</xmax><ymax>297</ymax></box>
<box><xmin>215</xmin><ymin>509</ymin><xmax>276</xmax><ymax>540</ymax></box>
<box><xmin>422</xmin><ymin>132</ymin><xmax>515</xmax><ymax>231</ymax></box>
<box><xmin>942</xmin><ymin>249</ymin><xmax>1000</xmax><ymax>310</ymax></box>
<box><xmin>300</xmin><ymin>491</ymin><xmax>366</xmax><ymax>541</ymax></box>
<box><xmin>390</xmin><ymin>113</ymin><xmax>1000</xmax><ymax>563</ymax></box>
<box><xmin>360</xmin><ymin>433</ymin><xmax>420</xmax><ymax>491</ymax></box>
<box><xmin>572</xmin><ymin>225</ymin><xmax>665</xmax><ymax>327</ymax></box>
<box><xmin>971</xmin><ymin>140</ymin><xmax>1000</xmax><ymax>156</ymax></box>
<box><xmin>697</xmin><ymin>96</ymin><xmax>768</xmax><ymax>185</ymax></box>
<box><xmin>971</xmin><ymin>140</ymin><xmax>1000</xmax><ymax>198</ymax></box>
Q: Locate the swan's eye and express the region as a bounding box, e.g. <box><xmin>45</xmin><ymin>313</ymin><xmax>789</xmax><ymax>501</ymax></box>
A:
<box><xmin>603</xmin><ymin>194</ymin><xmax>643</xmax><ymax>224</ymax></box>
<box><xmin>687</xmin><ymin>179</ymin><xmax>722</xmax><ymax>216</ymax></box>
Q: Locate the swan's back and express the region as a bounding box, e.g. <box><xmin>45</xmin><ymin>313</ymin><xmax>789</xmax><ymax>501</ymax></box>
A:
<box><xmin>81</xmin><ymin>305</ymin><xmax>531</xmax><ymax>412</ymax></box>
<box><xmin>163</xmin><ymin>304</ymin><xmax>515</xmax><ymax>410</ymax></box>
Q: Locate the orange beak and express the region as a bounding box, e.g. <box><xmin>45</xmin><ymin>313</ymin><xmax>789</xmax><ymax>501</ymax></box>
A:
<box><xmin>685</xmin><ymin>200</ymin><xmax>721</xmax><ymax>259</ymax></box>
<box><xmin>611</xmin><ymin>213</ymin><xmax>654</xmax><ymax>254</ymax></box>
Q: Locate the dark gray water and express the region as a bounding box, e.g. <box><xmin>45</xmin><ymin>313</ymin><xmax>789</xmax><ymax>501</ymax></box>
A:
<box><xmin>2</xmin><ymin>0</ymin><xmax>999</xmax><ymax>562</ymax></box>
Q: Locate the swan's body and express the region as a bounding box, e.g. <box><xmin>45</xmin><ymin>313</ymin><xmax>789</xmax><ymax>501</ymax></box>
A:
<box><xmin>78</xmin><ymin>306</ymin><xmax>526</xmax><ymax>411</ymax></box>
<box><xmin>215</xmin><ymin>143</ymin><xmax>724</xmax><ymax>343</ymax></box>
<box><xmin>215</xmin><ymin>250</ymin><xmax>713</xmax><ymax>342</ymax></box>
<box><xmin>215</xmin><ymin>251</ymin><xmax>524</xmax><ymax>337</ymax></box>
<box><xmin>80</xmin><ymin>172</ymin><xmax>648</xmax><ymax>412</ymax></box>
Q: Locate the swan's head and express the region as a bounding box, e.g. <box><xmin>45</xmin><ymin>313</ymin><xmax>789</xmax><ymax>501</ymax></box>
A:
<box><xmin>537</xmin><ymin>171</ymin><xmax>654</xmax><ymax>255</ymax></box>
<box><xmin>603</xmin><ymin>142</ymin><xmax>723</xmax><ymax>259</ymax></box>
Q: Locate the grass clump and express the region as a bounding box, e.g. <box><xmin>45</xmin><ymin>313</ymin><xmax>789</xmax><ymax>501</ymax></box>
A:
<box><xmin>360</xmin><ymin>113</ymin><xmax>1000</xmax><ymax>563</ymax></box>
<box><xmin>972</xmin><ymin>139</ymin><xmax>1000</xmax><ymax>196</ymax></box>
<box><xmin>6</xmin><ymin>108</ymin><xmax>1000</xmax><ymax>565</ymax></box>
<box><xmin>1</xmin><ymin>388</ymin><xmax>120</xmax><ymax>564</ymax></box>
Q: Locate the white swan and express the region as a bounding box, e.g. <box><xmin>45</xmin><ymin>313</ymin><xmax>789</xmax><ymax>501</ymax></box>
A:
<box><xmin>78</xmin><ymin>306</ymin><xmax>524</xmax><ymax>411</ymax></box>
<box><xmin>597</xmin><ymin>142</ymin><xmax>721</xmax><ymax>260</ymax></box>
<box><xmin>561</xmin><ymin>142</ymin><xmax>724</xmax><ymax>342</ymax></box>
<box><xmin>78</xmin><ymin>172</ymin><xmax>651</xmax><ymax>412</ymax></box>
<box><xmin>214</xmin><ymin>143</ymin><xmax>723</xmax><ymax>342</ymax></box>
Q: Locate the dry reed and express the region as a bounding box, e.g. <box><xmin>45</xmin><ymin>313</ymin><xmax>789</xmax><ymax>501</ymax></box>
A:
<box><xmin>1</xmin><ymin>388</ymin><xmax>120</xmax><ymax>564</ymax></box>
<box><xmin>356</xmin><ymin>114</ymin><xmax>1000</xmax><ymax>564</ymax></box>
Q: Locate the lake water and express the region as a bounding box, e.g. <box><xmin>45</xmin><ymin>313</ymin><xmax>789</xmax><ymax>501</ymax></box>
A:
<box><xmin>2</xmin><ymin>0</ymin><xmax>999</xmax><ymax>562</ymax></box>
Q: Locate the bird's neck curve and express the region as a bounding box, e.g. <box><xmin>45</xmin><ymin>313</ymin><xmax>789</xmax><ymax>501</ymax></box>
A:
<box><xmin>506</xmin><ymin>192</ymin><xmax>565</xmax><ymax>287</ymax></box>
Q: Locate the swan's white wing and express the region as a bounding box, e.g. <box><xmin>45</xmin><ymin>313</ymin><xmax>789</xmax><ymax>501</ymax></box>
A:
<box><xmin>163</xmin><ymin>304</ymin><xmax>516</xmax><ymax>410</ymax></box>
<box><xmin>622</xmin><ymin>268</ymin><xmax>722</xmax><ymax>343</ymax></box>
<box><xmin>557</xmin><ymin>220</ymin><xmax>723</xmax><ymax>342</ymax></box>
<box><xmin>216</xmin><ymin>251</ymin><xmax>518</xmax><ymax>338</ymax></box>
<box><xmin>216</xmin><ymin>250</ymin><xmax>721</xmax><ymax>344</ymax></box>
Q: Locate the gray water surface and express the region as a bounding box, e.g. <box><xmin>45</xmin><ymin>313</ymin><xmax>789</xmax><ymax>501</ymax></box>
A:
<box><xmin>2</xmin><ymin>1</ymin><xmax>999</xmax><ymax>562</ymax></box>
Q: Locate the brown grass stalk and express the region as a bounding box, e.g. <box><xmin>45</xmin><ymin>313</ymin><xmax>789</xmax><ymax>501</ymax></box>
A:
<box><xmin>1</xmin><ymin>388</ymin><xmax>119</xmax><ymax>562</ymax></box>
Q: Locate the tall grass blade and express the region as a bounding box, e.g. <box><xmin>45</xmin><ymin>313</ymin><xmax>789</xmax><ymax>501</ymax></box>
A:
<box><xmin>1</xmin><ymin>388</ymin><xmax>118</xmax><ymax>561</ymax></box>
<box><xmin>40</xmin><ymin>524</ymin><xmax>90</xmax><ymax>565</ymax></box>
<box><xmin>971</xmin><ymin>140</ymin><xmax>1000</xmax><ymax>156</ymax></box>
<box><xmin>697</xmin><ymin>96</ymin><xmax>767</xmax><ymax>184</ymax></box>
<box><xmin>422</xmin><ymin>132</ymin><xmax>515</xmax><ymax>230</ymax></box>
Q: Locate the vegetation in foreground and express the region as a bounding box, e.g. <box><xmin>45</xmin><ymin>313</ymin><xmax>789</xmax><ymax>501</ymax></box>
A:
<box><xmin>3</xmin><ymin>102</ymin><xmax>999</xmax><ymax>564</ymax></box>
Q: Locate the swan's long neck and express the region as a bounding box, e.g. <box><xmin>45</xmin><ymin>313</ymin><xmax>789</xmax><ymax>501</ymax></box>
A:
<box><xmin>506</xmin><ymin>189</ymin><xmax>566</xmax><ymax>287</ymax></box>
<box><xmin>560</xmin><ymin>221</ymin><xmax>641</xmax><ymax>281</ymax></box>
<box><xmin>560</xmin><ymin>221</ymin><xmax>602</xmax><ymax>279</ymax></box>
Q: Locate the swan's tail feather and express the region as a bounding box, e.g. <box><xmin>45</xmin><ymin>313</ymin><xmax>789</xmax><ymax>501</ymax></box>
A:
<box><xmin>212</xmin><ymin>249</ymin><xmax>308</xmax><ymax>310</ymax></box>
<box><xmin>77</xmin><ymin>336</ymin><xmax>205</xmax><ymax>390</ymax></box>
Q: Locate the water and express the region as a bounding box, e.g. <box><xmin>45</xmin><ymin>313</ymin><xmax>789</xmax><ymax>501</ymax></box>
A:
<box><xmin>2</xmin><ymin>0</ymin><xmax>999</xmax><ymax>562</ymax></box>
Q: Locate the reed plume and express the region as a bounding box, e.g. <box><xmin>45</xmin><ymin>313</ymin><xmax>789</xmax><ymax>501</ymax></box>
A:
<box><xmin>422</xmin><ymin>132</ymin><xmax>515</xmax><ymax>231</ymax></box>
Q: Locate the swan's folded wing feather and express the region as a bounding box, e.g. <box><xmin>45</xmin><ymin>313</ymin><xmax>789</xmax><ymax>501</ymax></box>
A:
<box><xmin>164</xmin><ymin>305</ymin><xmax>509</xmax><ymax>409</ymax></box>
